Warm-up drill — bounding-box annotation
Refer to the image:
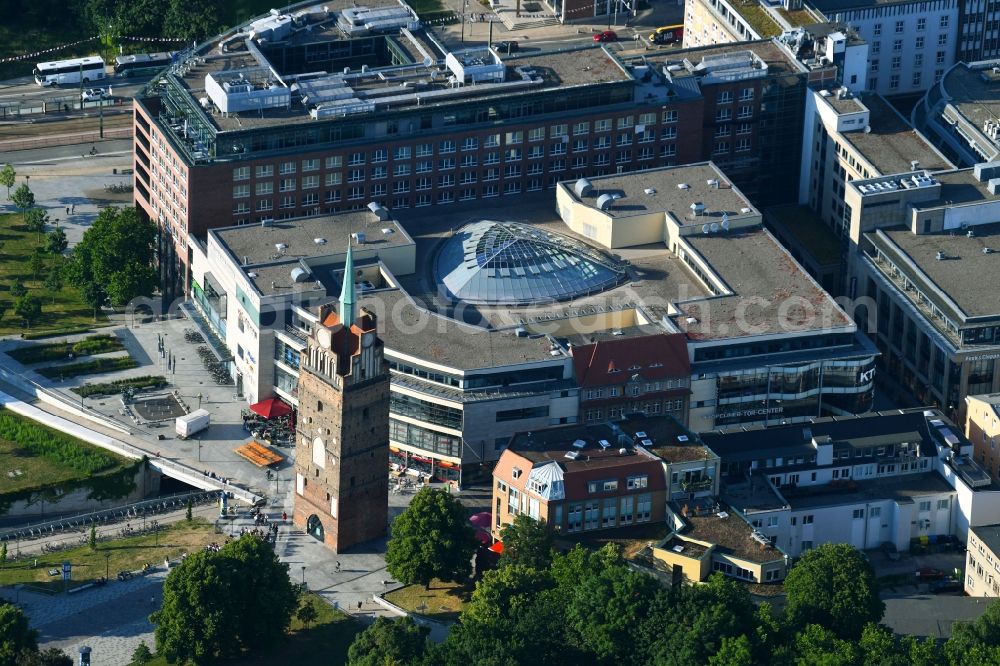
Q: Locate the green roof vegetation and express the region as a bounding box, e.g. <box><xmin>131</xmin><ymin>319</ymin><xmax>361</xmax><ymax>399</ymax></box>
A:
<box><xmin>734</xmin><ymin>1</ymin><xmax>783</xmax><ymax>38</ymax></box>
<box><xmin>778</xmin><ymin>7</ymin><xmax>822</xmax><ymax>27</ymax></box>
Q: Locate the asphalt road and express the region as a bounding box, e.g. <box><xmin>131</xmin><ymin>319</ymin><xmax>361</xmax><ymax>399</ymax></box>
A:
<box><xmin>0</xmin><ymin>75</ymin><xmax>151</xmax><ymax>113</ymax></box>
<box><xmin>1</xmin><ymin>139</ymin><xmax>133</xmax><ymax>163</ymax></box>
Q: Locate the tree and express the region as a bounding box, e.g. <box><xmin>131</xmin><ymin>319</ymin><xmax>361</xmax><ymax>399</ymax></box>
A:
<box><xmin>708</xmin><ymin>635</ymin><xmax>754</xmax><ymax>666</ymax></box>
<box><xmin>16</xmin><ymin>648</ymin><xmax>72</xmax><ymax>666</ymax></box>
<box><xmin>0</xmin><ymin>542</ymin><xmax>6</xmax><ymax>569</ymax></box>
<box><xmin>88</xmin><ymin>524</ymin><xmax>97</xmax><ymax>551</ymax></box>
<box><xmin>29</xmin><ymin>252</ymin><xmax>45</xmax><ymax>281</ymax></box>
<box><xmin>81</xmin><ymin>281</ymin><xmax>106</xmax><ymax>322</ymax></box>
<box><xmin>130</xmin><ymin>641</ymin><xmax>153</xmax><ymax>665</ymax></box>
<box><xmin>151</xmin><ymin>534</ymin><xmax>298</xmax><ymax>664</ymax></box>
<box><xmin>44</xmin><ymin>265</ymin><xmax>63</xmax><ymax>302</ymax></box>
<box><xmin>0</xmin><ymin>603</ymin><xmax>38</xmax><ymax>666</ymax></box>
<box><xmin>10</xmin><ymin>279</ymin><xmax>26</xmax><ymax>298</ymax></box>
<box><xmin>783</xmin><ymin>543</ymin><xmax>884</xmax><ymax>640</ymax></box>
<box><xmin>46</xmin><ymin>228</ymin><xmax>67</xmax><ymax>255</ymax></box>
<box><xmin>0</xmin><ymin>301</ymin><xmax>8</xmax><ymax>323</ymax></box>
<box><xmin>499</xmin><ymin>513</ymin><xmax>553</xmax><ymax>570</ymax></box>
<box><xmin>23</xmin><ymin>208</ymin><xmax>48</xmax><ymax>244</ymax></box>
<box><xmin>10</xmin><ymin>184</ymin><xmax>35</xmax><ymax>222</ymax></box>
<box><xmin>946</xmin><ymin>598</ymin><xmax>1000</xmax><ymax>665</ymax></box>
<box><xmin>295</xmin><ymin>599</ymin><xmax>318</xmax><ymax>628</ymax></box>
<box><xmin>385</xmin><ymin>487</ymin><xmax>477</xmax><ymax>589</ymax></box>
<box><xmin>14</xmin><ymin>295</ymin><xmax>42</xmax><ymax>327</ymax></box>
<box><xmin>347</xmin><ymin>616</ymin><xmax>430</xmax><ymax>666</ymax></box>
<box><xmin>69</xmin><ymin>207</ymin><xmax>156</xmax><ymax>309</ymax></box>
<box><xmin>0</xmin><ymin>164</ymin><xmax>14</xmax><ymax>199</ymax></box>
<box><xmin>185</xmin><ymin>498</ymin><xmax>193</xmax><ymax>522</ymax></box>
<box><xmin>793</xmin><ymin>623</ymin><xmax>861</xmax><ymax>666</ymax></box>
<box><xmin>163</xmin><ymin>0</ymin><xmax>223</xmax><ymax>42</ymax></box>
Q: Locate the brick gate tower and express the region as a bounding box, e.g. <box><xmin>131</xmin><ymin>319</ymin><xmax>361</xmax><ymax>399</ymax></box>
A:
<box><xmin>293</xmin><ymin>245</ymin><xmax>390</xmax><ymax>552</ymax></box>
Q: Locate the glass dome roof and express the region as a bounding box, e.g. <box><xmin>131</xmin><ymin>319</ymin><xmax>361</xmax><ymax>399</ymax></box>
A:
<box><xmin>434</xmin><ymin>220</ymin><xmax>628</xmax><ymax>305</ymax></box>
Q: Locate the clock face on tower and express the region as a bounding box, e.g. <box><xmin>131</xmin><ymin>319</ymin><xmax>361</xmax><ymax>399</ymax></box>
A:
<box><xmin>361</xmin><ymin>332</ymin><xmax>375</xmax><ymax>348</ymax></box>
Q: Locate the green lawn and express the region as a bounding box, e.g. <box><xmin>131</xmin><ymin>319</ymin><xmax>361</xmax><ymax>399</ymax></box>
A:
<box><xmin>0</xmin><ymin>409</ymin><xmax>130</xmax><ymax>495</ymax></box>
<box><xmin>36</xmin><ymin>355</ymin><xmax>137</xmax><ymax>379</ymax></box>
<box><xmin>7</xmin><ymin>334</ymin><xmax>123</xmax><ymax>365</ymax></box>
<box><xmin>733</xmin><ymin>1</ymin><xmax>782</xmax><ymax>38</ymax></box>
<box><xmin>0</xmin><ymin>214</ymin><xmax>105</xmax><ymax>336</ymax></box>
<box><xmin>144</xmin><ymin>591</ymin><xmax>364</xmax><ymax>665</ymax></box>
<box><xmin>384</xmin><ymin>578</ymin><xmax>470</xmax><ymax>621</ymax></box>
<box><xmin>0</xmin><ymin>518</ymin><xmax>218</xmax><ymax>592</ymax></box>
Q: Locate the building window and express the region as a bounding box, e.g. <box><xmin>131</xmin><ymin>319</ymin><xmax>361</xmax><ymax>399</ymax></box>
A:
<box><xmin>301</xmin><ymin>158</ymin><xmax>319</xmax><ymax>171</ymax></box>
<box><xmin>891</xmin><ymin>56</ymin><xmax>901</xmax><ymax>70</ymax></box>
<box><xmin>716</xmin><ymin>108</ymin><xmax>732</xmax><ymax>122</ymax></box>
<box><xmin>256</xmin><ymin>181</ymin><xmax>273</xmax><ymax>195</ymax></box>
<box><xmin>256</xmin><ymin>165</ymin><xmax>273</xmax><ymax>178</ymax></box>
<box><xmin>938</xmin><ymin>498</ymin><xmax>950</xmax><ymax>510</ymax></box>
<box><xmin>890</xmin><ymin>74</ymin><xmax>900</xmax><ymax>89</ymax></box>
<box><xmin>348</xmin><ymin>152</ymin><xmax>365</xmax><ymax>166</ymax></box>
<box><xmin>232</xmin><ymin>184</ymin><xmax>249</xmax><ymax>198</ymax></box>
<box><xmin>636</xmin><ymin>494</ymin><xmax>651</xmax><ymax>522</ymax></box>
<box><xmin>714</xmin><ymin>141</ymin><xmax>729</xmax><ymax>155</ymax></box>
<box><xmin>627</xmin><ymin>475</ymin><xmax>648</xmax><ymax>489</ymax></box>
<box><xmin>280</xmin><ymin>178</ymin><xmax>296</xmax><ymax>192</ymax></box>
<box><xmin>717</xmin><ymin>91</ymin><xmax>733</xmax><ymax>104</ymax></box>
<box><xmin>302</xmin><ymin>175</ymin><xmax>319</xmax><ymax>189</ymax></box>
<box><xmin>617</xmin><ymin>115</ymin><xmax>633</xmax><ymax>129</ymax></box>
<box><xmin>568</xmin><ymin>504</ymin><xmax>582</xmax><ymax>532</ymax></box>
<box><xmin>940</xmin><ymin>15</ymin><xmax>949</xmax><ymax>28</ymax></box>
<box><xmin>802</xmin><ymin>514</ymin><xmax>814</xmax><ymax>524</ymax></box>
<box><xmin>739</xmin><ymin>87</ymin><xmax>754</xmax><ymax>101</ymax></box>
<box><xmin>917</xmin><ymin>17</ymin><xmax>926</xmax><ymax>30</ymax></box>
<box><xmin>233</xmin><ymin>166</ymin><xmax>250</xmax><ymax>181</ymax></box>
<box><xmin>736</xmin><ymin>138</ymin><xmax>751</xmax><ymax>153</ymax></box>
<box><xmin>873</xmin><ymin>23</ymin><xmax>882</xmax><ymax>36</ymax></box>
<box><xmin>913</xmin><ymin>72</ymin><xmax>922</xmax><ymax>86</ymax></box>
<box><xmin>279</xmin><ymin>161</ymin><xmax>296</xmax><ymax>175</ymax></box>
<box><xmin>915</xmin><ymin>36</ymin><xmax>924</xmax><ymax>49</ymax></box>
<box><xmin>853</xmin><ymin>508</ymin><xmax>864</xmax><ymax>519</ymax></box>
<box><xmin>893</xmin><ymin>39</ymin><xmax>902</xmax><ymax>52</ymax></box>
<box><xmin>895</xmin><ymin>20</ymin><xmax>904</xmax><ymax>33</ymax></box>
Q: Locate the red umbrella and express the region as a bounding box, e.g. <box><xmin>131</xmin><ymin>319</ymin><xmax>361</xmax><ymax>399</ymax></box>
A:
<box><xmin>488</xmin><ymin>541</ymin><xmax>503</xmax><ymax>554</ymax></box>
<box><xmin>469</xmin><ymin>511</ymin><xmax>492</xmax><ymax>528</ymax></box>
<box><xmin>249</xmin><ymin>397</ymin><xmax>293</xmax><ymax>419</ymax></box>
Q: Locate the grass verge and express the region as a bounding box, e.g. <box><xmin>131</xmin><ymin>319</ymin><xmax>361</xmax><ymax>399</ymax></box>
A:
<box><xmin>72</xmin><ymin>375</ymin><xmax>168</xmax><ymax>398</ymax></box>
<box><xmin>0</xmin><ymin>518</ymin><xmax>217</xmax><ymax>592</ymax></box>
<box><xmin>22</xmin><ymin>326</ymin><xmax>94</xmax><ymax>341</ymax></box>
<box><xmin>36</xmin><ymin>356</ymin><xmax>137</xmax><ymax>379</ymax></box>
<box><xmin>0</xmin><ymin>214</ymin><xmax>105</xmax><ymax>335</ymax></box>
<box><xmin>383</xmin><ymin>578</ymin><xmax>470</xmax><ymax>621</ymax></box>
<box><xmin>144</xmin><ymin>591</ymin><xmax>363</xmax><ymax>666</ymax></box>
<box><xmin>0</xmin><ymin>408</ymin><xmax>128</xmax><ymax>494</ymax></box>
<box><xmin>7</xmin><ymin>335</ymin><xmax>123</xmax><ymax>365</ymax></box>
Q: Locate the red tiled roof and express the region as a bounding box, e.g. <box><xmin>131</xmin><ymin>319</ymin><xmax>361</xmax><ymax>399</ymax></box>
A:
<box><xmin>572</xmin><ymin>333</ymin><xmax>690</xmax><ymax>388</ymax></box>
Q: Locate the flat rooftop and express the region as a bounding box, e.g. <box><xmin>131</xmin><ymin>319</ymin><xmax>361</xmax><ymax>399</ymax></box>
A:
<box><xmin>874</xmin><ymin>221</ymin><xmax>1000</xmax><ymax>318</ymax></box>
<box><xmin>971</xmin><ymin>524</ymin><xmax>1000</xmax><ymax>557</ymax></box>
<box><xmin>840</xmin><ymin>93</ymin><xmax>952</xmax><ymax>175</ymax></box>
<box><xmin>674</xmin><ymin>225</ymin><xmax>852</xmax><ymax>340</ymax></box>
<box><xmin>617</xmin><ymin>413</ymin><xmax>716</xmax><ymax>464</ymax></box>
<box><xmin>925</xmin><ymin>169</ymin><xmax>999</xmax><ymax>206</ymax></box>
<box><xmin>783</xmin><ymin>472</ymin><xmax>955</xmax><ymax>510</ymax></box>
<box><xmin>360</xmin><ymin>288</ymin><xmax>563</xmax><ymax>370</ymax></box>
<box><xmin>567</xmin><ymin>163</ymin><xmax>757</xmax><ymax>221</ymax></box>
<box><xmin>942</xmin><ymin>63</ymin><xmax>1000</xmax><ymax>144</ymax></box>
<box><xmin>211</xmin><ymin>212</ymin><xmax>412</xmax><ymax>267</ymax></box>
<box><xmin>683</xmin><ymin>507</ymin><xmax>784</xmax><ymax>563</ymax></box>
<box><xmin>166</xmin><ymin>0</ymin><xmax>631</xmax><ymax>132</ymax></box>
<box><xmin>647</xmin><ymin>40</ymin><xmax>802</xmax><ymax>79</ymax></box>
<box><xmin>507</xmin><ymin>423</ymin><xmax>665</xmax><ymax>474</ymax></box>
<box><xmin>723</xmin><ymin>475</ymin><xmax>788</xmax><ymax>513</ymax></box>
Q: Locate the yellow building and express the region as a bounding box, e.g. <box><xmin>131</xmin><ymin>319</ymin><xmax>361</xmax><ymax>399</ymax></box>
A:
<box><xmin>966</xmin><ymin>524</ymin><xmax>1000</xmax><ymax>597</ymax></box>
<box><xmin>966</xmin><ymin>394</ymin><xmax>1000</xmax><ymax>484</ymax></box>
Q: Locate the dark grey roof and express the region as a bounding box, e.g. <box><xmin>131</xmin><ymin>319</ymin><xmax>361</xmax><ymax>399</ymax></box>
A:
<box><xmin>702</xmin><ymin>410</ymin><xmax>956</xmax><ymax>460</ymax></box>
<box><xmin>971</xmin><ymin>524</ymin><xmax>1000</xmax><ymax>557</ymax></box>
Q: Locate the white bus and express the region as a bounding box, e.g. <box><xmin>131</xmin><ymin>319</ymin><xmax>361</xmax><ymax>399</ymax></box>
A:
<box><xmin>33</xmin><ymin>55</ymin><xmax>107</xmax><ymax>87</ymax></box>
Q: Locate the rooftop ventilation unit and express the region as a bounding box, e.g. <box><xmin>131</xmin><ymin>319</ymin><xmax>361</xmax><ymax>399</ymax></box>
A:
<box><xmin>381</xmin><ymin>227</ymin><xmax>394</xmax><ymax>234</ymax></box>
<box><xmin>598</xmin><ymin>439</ymin><xmax>611</xmax><ymax>450</ymax></box>
<box><xmin>368</xmin><ymin>201</ymin><xmax>390</xmax><ymax>221</ymax></box>
<box><xmin>574</xmin><ymin>178</ymin><xmax>593</xmax><ymax>197</ymax></box>
<box><xmin>619</xmin><ymin>448</ymin><xmax>628</xmax><ymax>455</ymax></box>
<box><xmin>274</xmin><ymin>243</ymin><xmax>287</xmax><ymax>251</ymax></box>
<box><xmin>314</xmin><ymin>237</ymin><xmax>327</xmax><ymax>245</ymax></box>
<box><xmin>564</xmin><ymin>450</ymin><xmax>580</xmax><ymax>460</ymax></box>
<box><xmin>290</xmin><ymin>267</ymin><xmax>310</xmax><ymax>283</ymax></box>
<box><xmin>635</xmin><ymin>431</ymin><xmax>647</xmax><ymax>438</ymax></box>
<box><xmin>677</xmin><ymin>435</ymin><xmax>689</xmax><ymax>442</ymax></box>
<box><xmin>984</xmin><ymin>247</ymin><xmax>993</xmax><ymax>254</ymax></box>
<box><xmin>351</xmin><ymin>232</ymin><xmax>366</xmax><ymax>244</ymax></box>
<box><xmin>936</xmin><ymin>250</ymin><xmax>946</xmax><ymax>260</ymax></box>
<box><xmin>706</xmin><ymin>179</ymin><xmax>719</xmax><ymax>188</ymax></box>
<box><xmin>690</xmin><ymin>202</ymin><xmax>706</xmax><ymax>216</ymax></box>
<box><xmin>597</xmin><ymin>193</ymin><xmax>617</xmax><ymax>211</ymax></box>
<box><xmin>677</xmin><ymin>183</ymin><xmax>689</xmax><ymax>190</ymax></box>
<box><xmin>911</xmin><ymin>160</ymin><xmax>920</xmax><ymax>171</ymax></box>
<box><xmin>968</xmin><ymin>230</ymin><xmax>976</xmax><ymax>238</ymax></box>
<box><xmin>644</xmin><ymin>188</ymin><xmax>656</xmax><ymax>195</ymax></box>
<box><xmin>641</xmin><ymin>439</ymin><xmax>654</xmax><ymax>447</ymax></box>
<box><xmin>740</xmin><ymin>207</ymin><xmax>752</xmax><ymax>214</ymax></box>
<box><xmin>572</xmin><ymin>439</ymin><xmax>587</xmax><ymax>449</ymax></box>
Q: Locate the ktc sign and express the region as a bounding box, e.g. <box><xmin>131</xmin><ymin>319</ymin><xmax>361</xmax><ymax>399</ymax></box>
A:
<box><xmin>859</xmin><ymin>368</ymin><xmax>876</xmax><ymax>383</ymax></box>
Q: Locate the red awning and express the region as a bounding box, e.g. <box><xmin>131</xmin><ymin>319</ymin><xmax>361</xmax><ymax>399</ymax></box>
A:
<box><xmin>249</xmin><ymin>397</ymin><xmax>293</xmax><ymax>419</ymax></box>
<box><xmin>488</xmin><ymin>541</ymin><xmax>503</xmax><ymax>554</ymax></box>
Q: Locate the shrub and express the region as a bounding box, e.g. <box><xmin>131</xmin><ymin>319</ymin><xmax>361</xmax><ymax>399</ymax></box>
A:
<box><xmin>36</xmin><ymin>356</ymin><xmax>137</xmax><ymax>379</ymax></box>
<box><xmin>72</xmin><ymin>375</ymin><xmax>168</xmax><ymax>398</ymax></box>
<box><xmin>0</xmin><ymin>409</ymin><xmax>118</xmax><ymax>474</ymax></box>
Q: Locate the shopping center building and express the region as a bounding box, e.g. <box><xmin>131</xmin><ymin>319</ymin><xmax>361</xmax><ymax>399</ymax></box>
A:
<box><xmin>187</xmin><ymin>161</ymin><xmax>877</xmax><ymax>484</ymax></box>
<box><xmin>132</xmin><ymin>0</ymin><xmax>830</xmax><ymax>304</ymax></box>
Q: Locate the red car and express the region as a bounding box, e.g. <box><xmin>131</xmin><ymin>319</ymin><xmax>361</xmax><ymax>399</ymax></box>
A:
<box><xmin>915</xmin><ymin>567</ymin><xmax>946</xmax><ymax>580</ymax></box>
<box><xmin>594</xmin><ymin>30</ymin><xmax>618</xmax><ymax>42</ymax></box>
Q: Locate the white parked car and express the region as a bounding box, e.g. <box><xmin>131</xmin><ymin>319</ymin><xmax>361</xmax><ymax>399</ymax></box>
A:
<box><xmin>81</xmin><ymin>87</ymin><xmax>110</xmax><ymax>102</ymax></box>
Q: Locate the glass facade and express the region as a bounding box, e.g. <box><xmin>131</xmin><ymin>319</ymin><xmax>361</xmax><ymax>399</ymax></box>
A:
<box><xmin>390</xmin><ymin>393</ymin><xmax>463</xmax><ymax>430</ymax></box>
<box><xmin>435</xmin><ymin>220</ymin><xmax>628</xmax><ymax>305</ymax></box>
<box><xmin>390</xmin><ymin>418</ymin><xmax>461</xmax><ymax>458</ymax></box>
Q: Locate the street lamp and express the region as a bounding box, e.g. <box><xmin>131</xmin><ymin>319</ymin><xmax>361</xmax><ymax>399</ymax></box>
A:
<box><xmin>301</xmin><ymin>565</ymin><xmax>306</xmax><ymax>586</ymax></box>
<box><xmin>104</xmin><ymin>552</ymin><xmax>110</xmax><ymax>581</ymax></box>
